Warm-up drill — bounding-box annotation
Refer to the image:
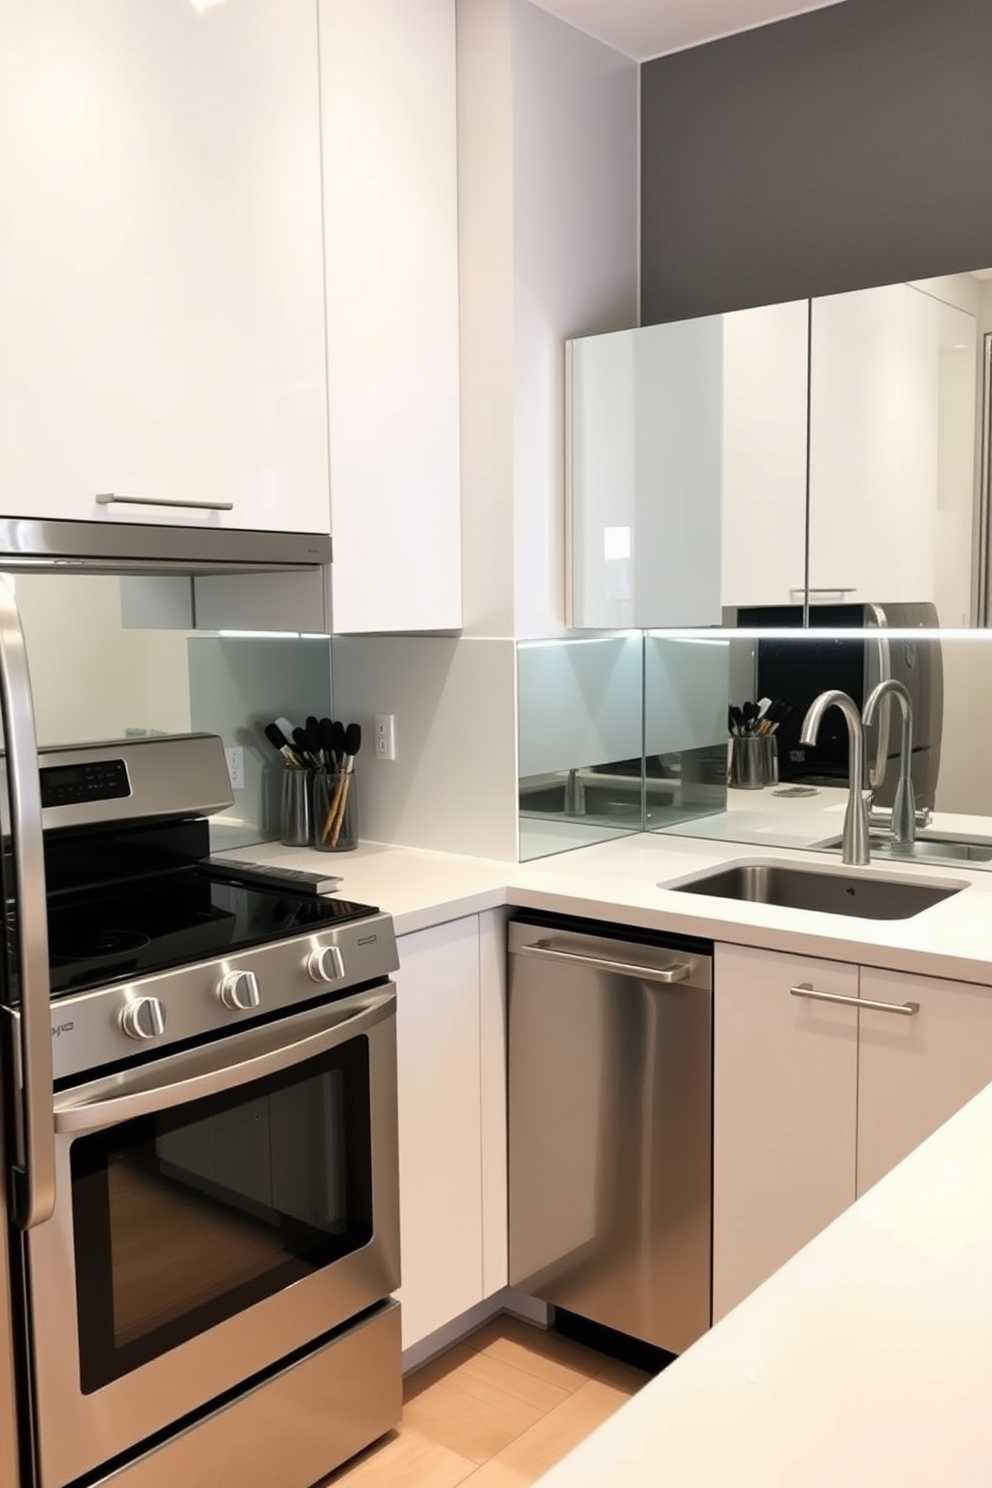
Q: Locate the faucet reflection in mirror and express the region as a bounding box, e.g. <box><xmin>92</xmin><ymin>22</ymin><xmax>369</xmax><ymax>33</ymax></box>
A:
<box><xmin>863</xmin><ymin>678</ymin><xmax>916</xmax><ymax>844</ymax></box>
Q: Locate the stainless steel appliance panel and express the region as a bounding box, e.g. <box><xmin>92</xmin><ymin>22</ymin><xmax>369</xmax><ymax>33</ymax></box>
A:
<box><xmin>86</xmin><ymin>1301</ymin><xmax>401</xmax><ymax>1488</ymax></box>
<box><xmin>28</xmin><ymin>989</ymin><xmax>400</xmax><ymax>1488</ymax></box>
<box><xmin>862</xmin><ymin>602</ymin><xmax>943</xmax><ymax>806</ymax></box>
<box><xmin>1</xmin><ymin>1099</ymin><xmax>22</xmax><ymax>1487</ymax></box>
<box><xmin>508</xmin><ymin>919</ymin><xmax>713</xmax><ymax>1355</ymax></box>
<box><xmin>740</xmin><ymin>599</ymin><xmax>944</xmax><ymax>808</ymax></box>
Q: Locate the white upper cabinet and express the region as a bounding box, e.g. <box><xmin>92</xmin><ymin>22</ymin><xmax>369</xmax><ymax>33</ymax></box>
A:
<box><xmin>808</xmin><ymin>283</ymin><xmax>976</xmax><ymax>614</ymax></box>
<box><xmin>721</xmin><ymin>301</ymin><xmax>809</xmax><ymax>609</ymax></box>
<box><xmin>0</xmin><ymin>0</ymin><xmax>330</xmax><ymax>534</ymax></box>
<box><xmin>319</xmin><ymin>0</ymin><xmax>461</xmax><ymax>634</ymax></box>
<box><xmin>568</xmin><ymin>282</ymin><xmax>977</xmax><ymax>624</ymax></box>
<box><xmin>808</xmin><ymin>283</ymin><xmax>961</xmax><ymax>608</ymax></box>
<box><xmin>567</xmin><ymin>302</ymin><xmax>809</xmax><ymax>626</ymax></box>
<box><xmin>567</xmin><ymin>319</ymin><xmax>725</xmax><ymax>629</ymax></box>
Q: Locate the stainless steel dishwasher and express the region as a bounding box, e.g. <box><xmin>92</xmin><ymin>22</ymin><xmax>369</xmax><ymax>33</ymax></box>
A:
<box><xmin>508</xmin><ymin>914</ymin><xmax>713</xmax><ymax>1355</ymax></box>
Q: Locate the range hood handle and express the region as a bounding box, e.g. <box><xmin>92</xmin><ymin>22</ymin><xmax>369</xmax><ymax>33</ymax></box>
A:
<box><xmin>0</xmin><ymin>581</ymin><xmax>55</xmax><ymax>1229</ymax></box>
<box><xmin>96</xmin><ymin>493</ymin><xmax>234</xmax><ymax>512</ymax></box>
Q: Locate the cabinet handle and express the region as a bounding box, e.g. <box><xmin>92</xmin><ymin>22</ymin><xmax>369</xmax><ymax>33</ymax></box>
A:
<box><xmin>789</xmin><ymin>982</ymin><xmax>919</xmax><ymax>1017</ymax></box>
<box><xmin>789</xmin><ymin>586</ymin><xmax>858</xmax><ymax>599</ymax></box>
<box><xmin>518</xmin><ymin>941</ymin><xmax>692</xmax><ymax>984</ymax></box>
<box><xmin>96</xmin><ymin>492</ymin><xmax>234</xmax><ymax>512</ymax></box>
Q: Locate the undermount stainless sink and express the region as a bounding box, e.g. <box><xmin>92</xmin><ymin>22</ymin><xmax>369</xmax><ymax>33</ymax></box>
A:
<box><xmin>817</xmin><ymin>834</ymin><xmax>992</xmax><ymax>867</ymax></box>
<box><xmin>664</xmin><ymin>862</ymin><xmax>965</xmax><ymax>920</ymax></box>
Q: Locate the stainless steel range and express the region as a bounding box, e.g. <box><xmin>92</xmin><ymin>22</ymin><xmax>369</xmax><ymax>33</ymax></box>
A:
<box><xmin>0</xmin><ymin>638</ymin><xmax>401</xmax><ymax>1488</ymax></box>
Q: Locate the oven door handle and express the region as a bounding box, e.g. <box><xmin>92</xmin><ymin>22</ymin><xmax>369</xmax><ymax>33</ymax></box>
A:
<box><xmin>0</xmin><ymin>580</ymin><xmax>55</xmax><ymax>1229</ymax></box>
<box><xmin>52</xmin><ymin>988</ymin><xmax>395</xmax><ymax>1135</ymax></box>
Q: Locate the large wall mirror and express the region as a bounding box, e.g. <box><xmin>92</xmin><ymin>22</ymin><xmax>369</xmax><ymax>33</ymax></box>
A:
<box><xmin>568</xmin><ymin>270</ymin><xmax>990</xmax><ymax>630</ymax></box>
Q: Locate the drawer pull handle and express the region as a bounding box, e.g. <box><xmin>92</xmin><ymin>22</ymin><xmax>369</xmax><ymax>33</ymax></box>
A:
<box><xmin>519</xmin><ymin>942</ymin><xmax>692</xmax><ymax>984</ymax></box>
<box><xmin>789</xmin><ymin>982</ymin><xmax>919</xmax><ymax>1017</ymax></box>
<box><xmin>96</xmin><ymin>492</ymin><xmax>234</xmax><ymax>512</ymax></box>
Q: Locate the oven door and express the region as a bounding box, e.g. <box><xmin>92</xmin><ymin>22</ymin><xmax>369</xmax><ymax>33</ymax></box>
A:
<box><xmin>27</xmin><ymin>984</ymin><xmax>399</xmax><ymax>1488</ymax></box>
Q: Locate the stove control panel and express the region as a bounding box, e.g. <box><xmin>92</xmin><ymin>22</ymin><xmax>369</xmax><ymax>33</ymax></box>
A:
<box><xmin>49</xmin><ymin>912</ymin><xmax>398</xmax><ymax>1082</ymax></box>
<box><xmin>41</xmin><ymin>757</ymin><xmax>130</xmax><ymax>809</ymax></box>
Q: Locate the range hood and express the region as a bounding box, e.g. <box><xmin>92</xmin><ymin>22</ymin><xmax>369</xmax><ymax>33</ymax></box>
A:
<box><xmin>0</xmin><ymin>516</ymin><xmax>332</xmax><ymax>575</ymax></box>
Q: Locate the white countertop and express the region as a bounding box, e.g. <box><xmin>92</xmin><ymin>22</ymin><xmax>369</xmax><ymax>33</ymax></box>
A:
<box><xmin>215</xmin><ymin>827</ymin><xmax>992</xmax><ymax>1485</ymax></box>
<box><xmin>536</xmin><ymin>1074</ymin><xmax>992</xmax><ymax>1488</ymax></box>
<box><xmin>221</xmin><ymin>826</ymin><xmax>992</xmax><ymax>982</ymax></box>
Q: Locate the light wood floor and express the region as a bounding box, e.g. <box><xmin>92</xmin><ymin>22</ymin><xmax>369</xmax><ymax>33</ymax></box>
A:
<box><xmin>322</xmin><ymin>1315</ymin><xmax>651</xmax><ymax>1488</ymax></box>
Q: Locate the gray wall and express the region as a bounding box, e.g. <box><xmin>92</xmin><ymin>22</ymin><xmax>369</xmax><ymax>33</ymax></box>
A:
<box><xmin>641</xmin><ymin>0</ymin><xmax>992</xmax><ymax>322</ymax></box>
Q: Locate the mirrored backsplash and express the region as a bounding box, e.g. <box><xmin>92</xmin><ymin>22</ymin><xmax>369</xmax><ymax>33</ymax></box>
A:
<box><xmin>517</xmin><ymin>632</ymin><xmax>731</xmax><ymax>861</ymax></box>
<box><xmin>518</xmin><ymin>628</ymin><xmax>992</xmax><ymax>865</ymax></box>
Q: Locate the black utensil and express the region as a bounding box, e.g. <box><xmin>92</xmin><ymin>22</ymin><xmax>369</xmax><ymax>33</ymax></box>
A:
<box><xmin>318</xmin><ymin>716</ymin><xmax>336</xmax><ymax>767</ymax></box>
<box><xmin>305</xmin><ymin>715</ymin><xmax>321</xmax><ymax>760</ymax></box>
<box><xmin>344</xmin><ymin>722</ymin><xmax>362</xmax><ymax>760</ymax></box>
<box><xmin>331</xmin><ymin>720</ymin><xmax>346</xmax><ymax>768</ymax></box>
<box><xmin>291</xmin><ymin>727</ymin><xmax>319</xmax><ymax>769</ymax></box>
<box><xmin>730</xmin><ymin>705</ymin><xmax>746</xmax><ymax>735</ymax></box>
<box><xmin>742</xmin><ymin>701</ymin><xmax>758</xmax><ymax>732</ymax></box>
<box><xmin>264</xmin><ymin>722</ymin><xmax>303</xmax><ymax>769</ymax></box>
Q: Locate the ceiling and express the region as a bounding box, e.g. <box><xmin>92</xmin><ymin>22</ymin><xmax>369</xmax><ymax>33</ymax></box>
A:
<box><xmin>530</xmin><ymin>0</ymin><xmax>850</xmax><ymax>61</ymax></box>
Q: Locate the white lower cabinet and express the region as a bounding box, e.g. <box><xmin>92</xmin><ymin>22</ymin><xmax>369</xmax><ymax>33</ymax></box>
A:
<box><xmin>713</xmin><ymin>944</ymin><xmax>858</xmax><ymax>1322</ymax></box>
<box><xmin>394</xmin><ymin>912</ymin><xmax>507</xmax><ymax>1352</ymax></box>
<box><xmin>714</xmin><ymin>942</ymin><xmax>992</xmax><ymax>1321</ymax></box>
<box><xmin>857</xmin><ymin>967</ymin><xmax>992</xmax><ymax>1195</ymax></box>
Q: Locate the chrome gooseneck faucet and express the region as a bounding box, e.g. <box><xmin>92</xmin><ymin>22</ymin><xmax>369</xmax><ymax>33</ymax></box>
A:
<box><xmin>862</xmin><ymin>678</ymin><xmax>916</xmax><ymax>844</ymax></box>
<box><xmin>799</xmin><ymin>689</ymin><xmax>870</xmax><ymax>865</ymax></box>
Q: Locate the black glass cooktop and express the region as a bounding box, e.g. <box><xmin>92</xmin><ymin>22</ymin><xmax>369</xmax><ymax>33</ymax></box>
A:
<box><xmin>46</xmin><ymin>872</ymin><xmax>378</xmax><ymax>998</ymax></box>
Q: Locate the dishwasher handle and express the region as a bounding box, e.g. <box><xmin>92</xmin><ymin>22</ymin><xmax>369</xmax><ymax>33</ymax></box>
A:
<box><xmin>516</xmin><ymin>940</ymin><xmax>692</xmax><ymax>985</ymax></box>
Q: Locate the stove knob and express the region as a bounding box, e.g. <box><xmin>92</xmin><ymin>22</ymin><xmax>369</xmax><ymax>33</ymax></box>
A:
<box><xmin>219</xmin><ymin>970</ymin><xmax>261</xmax><ymax>1012</ymax></box>
<box><xmin>120</xmin><ymin>997</ymin><xmax>167</xmax><ymax>1042</ymax></box>
<box><xmin>308</xmin><ymin>944</ymin><xmax>345</xmax><ymax>984</ymax></box>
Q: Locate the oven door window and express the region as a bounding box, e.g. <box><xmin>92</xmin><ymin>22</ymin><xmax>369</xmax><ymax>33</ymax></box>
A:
<box><xmin>70</xmin><ymin>1039</ymin><xmax>372</xmax><ymax>1394</ymax></box>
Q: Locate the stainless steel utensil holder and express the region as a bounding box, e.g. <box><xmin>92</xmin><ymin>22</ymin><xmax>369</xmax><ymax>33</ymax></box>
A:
<box><xmin>279</xmin><ymin>770</ymin><xmax>314</xmax><ymax>846</ymax></box>
<box><xmin>728</xmin><ymin>735</ymin><xmax>778</xmax><ymax>790</ymax></box>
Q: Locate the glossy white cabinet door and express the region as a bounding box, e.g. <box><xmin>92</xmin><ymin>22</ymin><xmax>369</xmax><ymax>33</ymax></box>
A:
<box><xmin>394</xmin><ymin>917</ymin><xmax>484</xmax><ymax>1351</ymax></box>
<box><xmin>807</xmin><ymin>282</ymin><xmax>972</xmax><ymax>606</ymax></box>
<box><xmin>320</xmin><ymin>0</ymin><xmax>461</xmax><ymax>632</ymax></box>
<box><xmin>567</xmin><ymin>318</ymin><xmax>724</xmax><ymax>629</ymax></box>
<box><xmin>0</xmin><ymin>0</ymin><xmax>329</xmax><ymax>533</ymax></box>
<box><xmin>721</xmin><ymin>300</ymin><xmax>809</xmax><ymax>609</ymax></box>
<box><xmin>713</xmin><ymin>944</ymin><xmax>858</xmax><ymax>1321</ymax></box>
<box><xmin>857</xmin><ymin>967</ymin><xmax>992</xmax><ymax>1196</ymax></box>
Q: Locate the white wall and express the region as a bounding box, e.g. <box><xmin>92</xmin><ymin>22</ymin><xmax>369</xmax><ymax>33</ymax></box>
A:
<box><xmin>458</xmin><ymin>0</ymin><xmax>639</xmax><ymax>642</ymax></box>
<box><xmin>457</xmin><ymin>0</ymin><xmax>517</xmax><ymax>638</ymax></box>
<box><xmin>510</xmin><ymin>0</ymin><xmax>639</xmax><ymax>639</ymax></box>
<box><xmin>331</xmin><ymin>635</ymin><xmax>519</xmax><ymax>859</ymax></box>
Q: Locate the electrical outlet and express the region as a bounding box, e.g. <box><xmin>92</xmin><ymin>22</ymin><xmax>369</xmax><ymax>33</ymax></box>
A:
<box><xmin>374</xmin><ymin>714</ymin><xmax>396</xmax><ymax>761</ymax></box>
<box><xmin>225</xmin><ymin>746</ymin><xmax>245</xmax><ymax>790</ymax></box>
